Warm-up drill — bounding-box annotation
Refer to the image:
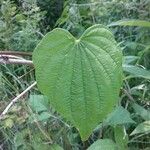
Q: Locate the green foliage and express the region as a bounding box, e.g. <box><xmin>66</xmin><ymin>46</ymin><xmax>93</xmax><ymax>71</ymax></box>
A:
<box><xmin>0</xmin><ymin>0</ymin><xmax>44</xmax><ymax>51</ymax></box>
<box><xmin>1</xmin><ymin>0</ymin><xmax>150</xmax><ymax>149</ymax></box>
<box><xmin>37</xmin><ymin>0</ymin><xmax>64</xmax><ymax>30</ymax></box>
<box><xmin>123</xmin><ymin>65</ymin><xmax>150</xmax><ymax>79</ymax></box>
<box><xmin>105</xmin><ymin>106</ymin><xmax>135</xmax><ymax>126</ymax></box>
<box><xmin>123</xmin><ymin>56</ymin><xmax>139</xmax><ymax>65</ymax></box>
<box><xmin>87</xmin><ymin>139</ymin><xmax>117</xmax><ymax>150</ymax></box>
<box><xmin>28</xmin><ymin>95</ymin><xmax>49</xmax><ymax>113</ymax></box>
<box><xmin>33</xmin><ymin>24</ymin><xmax>122</xmax><ymax>140</ymax></box>
<box><xmin>14</xmin><ymin>129</ymin><xmax>30</xmax><ymax>149</ymax></box>
<box><xmin>28</xmin><ymin>95</ymin><xmax>52</xmax><ymax>122</ymax></box>
<box><xmin>57</xmin><ymin>0</ymin><xmax>150</xmax><ymax>32</ymax></box>
<box><xmin>50</xmin><ymin>144</ymin><xmax>64</xmax><ymax>150</ymax></box>
<box><xmin>114</xmin><ymin>126</ymin><xmax>128</xmax><ymax>150</ymax></box>
<box><xmin>130</xmin><ymin>121</ymin><xmax>150</xmax><ymax>136</ymax></box>
<box><xmin>132</xmin><ymin>103</ymin><xmax>150</xmax><ymax>121</ymax></box>
<box><xmin>13</xmin><ymin>128</ymin><xmax>63</xmax><ymax>150</ymax></box>
<box><xmin>109</xmin><ymin>20</ymin><xmax>150</xmax><ymax>27</ymax></box>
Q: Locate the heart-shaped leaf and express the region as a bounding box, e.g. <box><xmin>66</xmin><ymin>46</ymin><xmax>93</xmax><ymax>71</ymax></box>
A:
<box><xmin>33</xmin><ymin>24</ymin><xmax>122</xmax><ymax>140</ymax></box>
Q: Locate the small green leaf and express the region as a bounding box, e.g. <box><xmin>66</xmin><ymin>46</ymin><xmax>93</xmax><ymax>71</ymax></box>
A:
<box><xmin>87</xmin><ymin>139</ymin><xmax>117</xmax><ymax>150</ymax></box>
<box><xmin>33</xmin><ymin>25</ymin><xmax>122</xmax><ymax>140</ymax></box>
<box><xmin>123</xmin><ymin>65</ymin><xmax>150</xmax><ymax>79</ymax></box>
<box><xmin>123</xmin><ymin>56</ymin><xmax>139</xmax><ymax>65</ymax></box>
<box><xmin>33</xmin><ymin>144</ymin><xmax>50</xmax><ymax>150</ymax></box>
<box><xmin>33</xmin><ymin>143</ymin><xmax>60</xmax><ymax>150</ymax></box>
<box><xmin>51</xmin><ymin>144</ymin><xmax>64</xmax><ymax>150</ymax></box>
<box><xmin>130</xmin><ymin>121</ymin><xmax>150</xmax><ymax>135</ymax></box>
<box><xmin>4</xmin><ymin>118</ymin><xmax>14</xmax><ymax>128</ymax></box>
<box><xmin>114</xmin><ymin>126</ymin><xmax>128</xmax><ymax>150</ymax></box>
<box><xmin>105</xmin><ymin>106</ymin><xmax>135</xmax><ymax>126</ymax></box>
<box><xmin>132</xmin><ymin>103</ymin><xmax>150</xmax><ymax>121</ymax></box>
<box><xmin>37</xmin><ymin>112</ymin><xmax>51</xmax><ymax>121</ymax></box>
<box><xmin>14</xmin><ymin>129</ymin><xmax>29</xmax><ymax>148</ymax></box>
<box><xmin>28</xmin><ymin>95</ymin><xmax>49</xmax><ymax>113</ymax></box>
<box><xmin>109</xmin><ymin>20</ymin><xmax>150</xmax><ymax>27</ymax></box>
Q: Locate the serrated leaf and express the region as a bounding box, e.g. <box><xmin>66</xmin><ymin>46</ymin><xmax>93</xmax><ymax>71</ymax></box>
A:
<box><xmin>105</xmin><ymin>106</ymin><xmax>135</xmax><ymax>126</ymax></box>
<box><xmin>130</xmin><ymin>121</ymin><xmax>150</xmax><ymax>135</ymax></box>
<box><xmin>33</xmin><ymin>24</ymin><xmax>122</xmax><ymax>140</ymax></box>
<box><xmin>132</xmin><ymin>103</ymin><xmax>150</xmax><ymax>121</ymax></box>
<box><xmin>87</xmin><ymin>139</ymin><xmax>117</xmax><ymax>150</ymax></box>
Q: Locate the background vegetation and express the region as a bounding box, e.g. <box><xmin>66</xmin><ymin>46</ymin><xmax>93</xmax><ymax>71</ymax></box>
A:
<box><xmin>0</xmin><ymin>0</ymin><xmax>150</xmax><ymax>149</ymax></box>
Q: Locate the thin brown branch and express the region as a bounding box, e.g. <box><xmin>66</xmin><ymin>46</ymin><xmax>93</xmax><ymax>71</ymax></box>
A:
<box><xmin>0</xmin><ymin>54</ymin><xmax>25</xmax><ymax>59</ymax></box>
<box><xmin>122</xmin><ymin>88</ymin><xmax>135</xmax><ymax>102</ymax></box>
<box><xmin>0</xmin><ymin>59</ymin><xmax>33</xmax><ymax>66</ymax></box>
<box><xmin>0</xmin><ymin>82</ymin><xmax>37</xmax><ymax>120</ymax></box>
<box><xmin>0</xmin><ymin>51</ymin><xmax>32</xmax><ymax>57</ymax></box>
<box><xmin>0</xmin><ymin>54</ymin><xmax>33</xmax><ymax>66</ymax></box>
<box><xmin>18</xmin><ymin>68</ymin><xmax>35</xmax><ymax>79</ymax></box>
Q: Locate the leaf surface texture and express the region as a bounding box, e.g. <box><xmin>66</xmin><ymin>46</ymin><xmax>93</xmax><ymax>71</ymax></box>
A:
<box><xmin>33</xmin><ymin>25</ymin><xmax>122</xmax><ymax>140</ymax></box>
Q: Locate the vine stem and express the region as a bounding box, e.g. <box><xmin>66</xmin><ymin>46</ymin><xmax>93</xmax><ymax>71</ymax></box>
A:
<box><xmin>0</xmin><ymin>82</ymin><xmax>37</xmax><ymax>120</ymax></box>
<box><xmin>122</xmin><ymin>88</ymin><xmax>135</xmax><ymax>102</ymax></box>
<box><xmin>0</xmin><ymin>54</ymin><xmax>33</xmax><ymax>66</ymax></box>
<box><xmin>0</xmin><ymin>51</ymin><xmax>32</xmax><ymax>56</ymax></box>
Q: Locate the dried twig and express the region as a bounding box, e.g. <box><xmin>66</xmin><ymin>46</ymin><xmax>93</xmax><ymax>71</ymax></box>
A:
<box><xmin>0</xmin><ymin>54</ymin><xmax>33</xmax><ymax>66</ymax></box>
<box><xmin>122</xmin><ymin>88</ymin><xmax>135</xmax><ymax>102</ymax></box>
<box><xmin>0</xmin><ymin>82</ymin><xmax>37</xmax><ymax>120</ymax></box>
<box><xmin>0</xmin><ymin>51</ymin><xmax>32</xmax><ymax>56</ymax></box>
<box><xmin>0</xmin><ymin>58</ymin><xmax>33</xmax><ymax>66</ymax></box>
<box><xmin>0</xmin><ymin>54</ymin><xmax>25</xmax><ymax>60</ymax></box>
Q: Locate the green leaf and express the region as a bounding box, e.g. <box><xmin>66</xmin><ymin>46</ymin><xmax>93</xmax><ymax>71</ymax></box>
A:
<box><xmin>33</xmin><ymin>143</ymin><xmax>62</xmax><ymax>150</ymax></box>
<box><xmin>37</xmin><ymin>112</ymin><xmax>51</xmax><ymax>121</ymax></box>
<box><xmin>33</xmin><ymin>144</ymin><xmax>51</xmax><ymax>150</ymax></box>
<box><xmin>130</xmin><ymin>121</ymin><xmax>150</xmax><ymax>135</ymax></box>
<box><xmin>4</xmin><ymin>118</ymin><xmax>14</xmax><ymax>128</ymax></box>
<box><xmin>109</xmin><ymin>20</ymin><xmax>150</xmax><ymax>27</ymax></box>
<box><xmin>132</xmin><ymin>103</ymin><xmax>150</xmax><ymax>121</ymax></box>
<box><xmin>14</xmin><ymin>129</ymin><xmax>29</xmax><ymax>149</ymax></box>
<box><xmin>28</xmin><ymin>95</ymin><xmax>49</xmax><ymax>113</ymax></box>
<box><xmin>51</xmin><ymin>144</ymin><xmax>64</xmax><ymax>150</ymax></box>
<box><xmin>87</xmin><ymin>139</ymin><xmax>117</xmax><ymax>150</ymax></box>
<box><xmin>105</xmin><ymin>106</ymin><xmax>135</xmax><ymax>126</ymax></box>
<box><xmin>123</xmin><ymin>65</ymin><xmax>150</xmax><ymax>79</ymax></box>
<box><xmin>123</xmin><ymin>56</ymin><xmax>139</xmax><ymax>65</ymax></box>
<box><xmin>33</xmin><ymin>24</ymin><xmax>122</xmax><ymax>140</ymax></box>
<box><xmin>114</xmin><ymin>126</ymin><xmax>128</xmax><ymax>150</ymax></box>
